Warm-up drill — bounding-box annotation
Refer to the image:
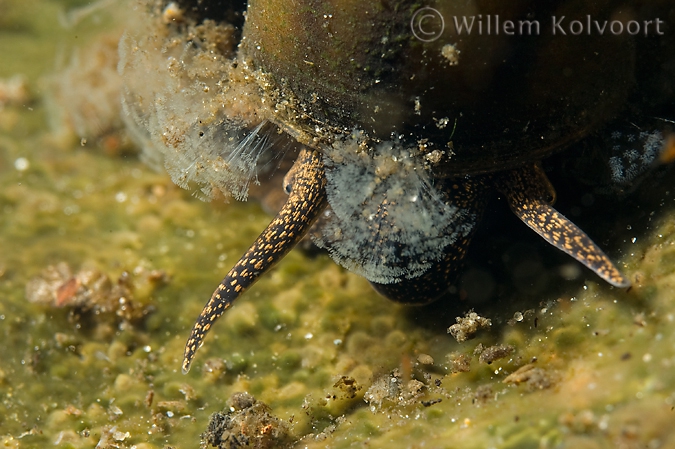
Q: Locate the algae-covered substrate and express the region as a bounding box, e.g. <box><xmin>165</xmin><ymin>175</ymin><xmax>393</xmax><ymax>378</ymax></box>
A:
<box><xmin>1</xmin><ymin>1</ymin><xmax>675</xmax><ymax>448</ymax></box>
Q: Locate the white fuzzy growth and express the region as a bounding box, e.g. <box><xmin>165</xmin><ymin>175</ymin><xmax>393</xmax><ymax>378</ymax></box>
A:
<box><xmin>118</xmin><ymin>20</ymin><xmax>275</xmax><ymax>201</ymax></box>
<box><xmin>314</xmin><ymin>132</ymin><xmax>476</xmax><ymax>284</ymax></box>
<box><xmin>607</xmin><ymin>129</ymin><xmax>664</xmax><ymax>188</ymax></box>
<box><xmin>608</xmin><ymin>156</ymin><xmax>623</xmax><ymax>183</ymax></box>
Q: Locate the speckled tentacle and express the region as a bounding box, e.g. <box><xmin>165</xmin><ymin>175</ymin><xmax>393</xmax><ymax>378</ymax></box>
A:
<box><xmin>182</xmin><ymin>148</ymin><xmax>328</xmax><ymax>373</ymax></box>
<box><xmin>497</xmin><ymin>163</ymin><xmax>630</xmax><ymax>288</ymax></box>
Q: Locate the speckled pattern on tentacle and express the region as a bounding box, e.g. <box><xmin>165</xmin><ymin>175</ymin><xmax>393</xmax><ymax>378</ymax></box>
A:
<box><xmin>497</xmin><ymin>163</ymin><xmax>630</xmax><ymax>288</ymax></box>
<box><xmin>182</xmin><ymin>148</ymin><xmax>328</xmax><ymax>373</ymax></box>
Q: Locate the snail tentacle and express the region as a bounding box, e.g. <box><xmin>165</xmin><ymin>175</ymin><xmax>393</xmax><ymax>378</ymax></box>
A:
<box><xmin>498</xmin><ymin>163</ymin><xmax>630</xmax><ymax>288</ymax></box>
<box><xmin>182</xmin><ymin>147</ymin><xmax>328</xmax><ymax>373</ymax></box>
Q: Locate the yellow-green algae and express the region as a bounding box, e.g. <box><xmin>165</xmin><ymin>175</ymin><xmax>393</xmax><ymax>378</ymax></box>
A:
<box><xmin>1</xmin><ymin>1</ymin><xmax>675</xmax><ymax>448</ymax></box>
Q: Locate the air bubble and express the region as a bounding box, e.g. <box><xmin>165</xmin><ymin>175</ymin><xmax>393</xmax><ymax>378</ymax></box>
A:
<box><xmin>14</xmin><ymin>157</ymin><xmax>29</xmax><ymax>171</ymax></box>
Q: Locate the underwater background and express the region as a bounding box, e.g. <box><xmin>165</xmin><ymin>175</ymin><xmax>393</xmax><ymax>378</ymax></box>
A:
<box><xmin>1</xmin><ymin>0</ymin><xmax>675</xmax><ymax>448</ymax></box>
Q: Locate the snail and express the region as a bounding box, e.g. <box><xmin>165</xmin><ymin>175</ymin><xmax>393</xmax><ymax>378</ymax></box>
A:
<box><xmin>118</xmin><ymin>0</ymin><xmax>675</xmax><ymax>373</ymax></box>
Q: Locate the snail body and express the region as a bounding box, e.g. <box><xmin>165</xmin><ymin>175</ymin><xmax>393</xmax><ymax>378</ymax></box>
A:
<box><xmin>119</xmin><ymin>0</ymin><xmax>675</xmax><ymax>371</ymax></box>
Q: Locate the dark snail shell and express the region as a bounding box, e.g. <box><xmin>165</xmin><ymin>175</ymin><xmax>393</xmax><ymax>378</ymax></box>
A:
<box><xmin>242</xmin><ymin>0</ymin><xmax>635</xmax><ymax>174</ymax></box>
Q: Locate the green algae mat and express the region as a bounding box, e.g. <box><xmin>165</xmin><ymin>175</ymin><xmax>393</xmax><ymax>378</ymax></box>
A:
<box><xmin>1</xmin><ymin>1</ymin><xmax>675</xmax><ymax>448</ymax></box>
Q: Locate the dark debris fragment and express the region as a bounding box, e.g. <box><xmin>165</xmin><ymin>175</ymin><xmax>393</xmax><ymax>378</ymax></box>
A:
<box><xmin>477</xmin><ymin>344</ymin><xmax>515</xmax><ymax>365</ymax></box>
<box><xmin>202</xmin><ymin>392</ymin><xmax>294</xmax><ymax>449</ymax></box>
<box><xmin>421</xmin><ymin>398</ymin><xmax>442</xmax><ymax>407</ymax></box>
<box><xmin>332</xmin><ymin>375</ymin><xmax>361</xmax><ymax>400</ymax></box>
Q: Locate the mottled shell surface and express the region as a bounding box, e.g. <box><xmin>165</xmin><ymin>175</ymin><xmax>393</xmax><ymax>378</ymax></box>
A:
<box><xmin>242</xmin><ymin>0</ymin><xmax>642</xmax><ymax>175</ymax></box>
